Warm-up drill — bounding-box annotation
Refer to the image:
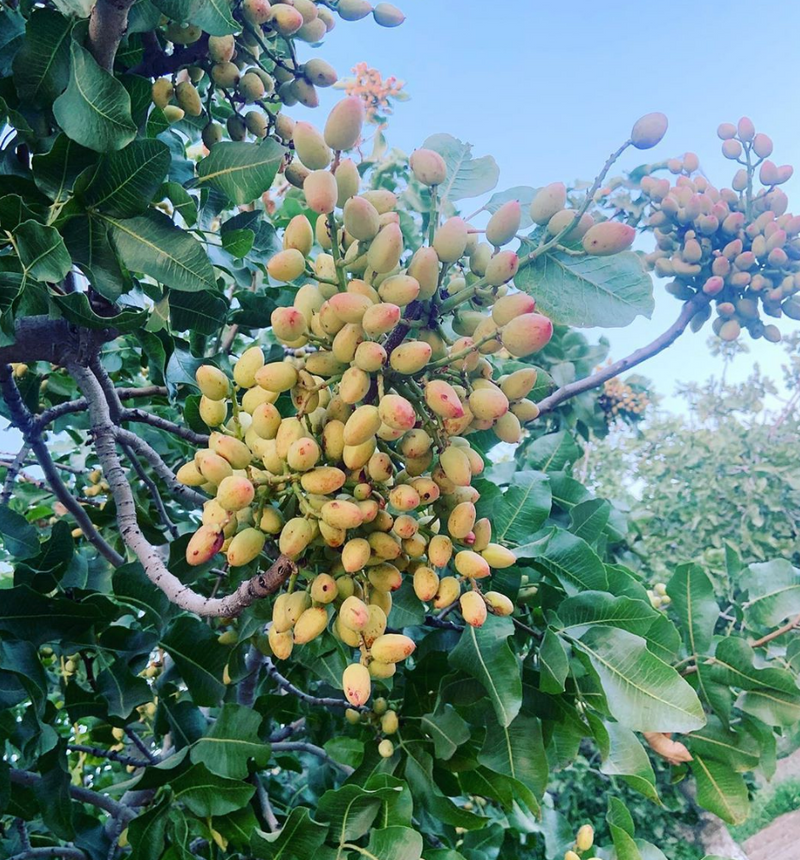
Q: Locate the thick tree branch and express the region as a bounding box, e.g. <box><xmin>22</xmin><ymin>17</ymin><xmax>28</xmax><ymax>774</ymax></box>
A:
<box><xmin>0</xmin><ymin>367</ymin><xmax>124</xmax><ymax>566</ymax></box>
<box><xmin>535</xmin><ymin>294</ymin><xmax>712</xmax><ymax>417</ymax></box>
<box><xmin>0</xmin><ymin>317</ymin><xmax>114</xmax><ymax>366</ymax></box>
<box><xmin>88</xmin><ymin>0</ymin><xmax>137</xmax><ymax>72</ymax></box>
<box><xmin>68</xmin><ymin>362</ymin><xmax>295</xmax><ymax>617</ymax></box>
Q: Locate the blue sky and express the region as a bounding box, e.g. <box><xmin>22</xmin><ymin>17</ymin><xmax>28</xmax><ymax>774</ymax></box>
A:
<box><xmin>303</xmin><ymin>0</ymin><xmax>800</xmax><ymax>411</ymax></box>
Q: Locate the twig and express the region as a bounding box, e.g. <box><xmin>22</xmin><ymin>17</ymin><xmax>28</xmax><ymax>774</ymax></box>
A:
<box><xmin>120</xmin><ymin>408</ymin><xmax>209</xmax><ymax>446</ymax></box>
<box><xmin>271</xmin><ymin>741</ymin><xmax>354</xmax><ymax>776</ymax></box>
<box><xmin>535</xmin><ymin>294</ymin><xmax>712</xmax><ymax>417</ymax></box>
<box><xmin>67</xmin><ymin>744</ymin><xmax>150</xmax><ymax>769</ymax></box>
<box><xmin>268</xmin><ymin>717</ymin><xmax>306</xmax><ymax>743</ymax></box>
<box><xmin>120</xmin><ymin>442</ymin><xmax>179</xmax><ymax>539</ymax></box>
<box><xmin>0</xmin><ymin>442</ymin><xmax>30</xmax><ymax>504</ymax></box>
<box><xmin>0</xmin><ymin>367</ymin><xmax>124</xmax><ymax>566</ymax></box>
<box><xmin>68</xmin><ymin>361</ymin><xmax>295</xmax><ymax>616</ymax></box>
<box><xmin>255</xmin><ymin>778</ymin><xmax>279</xmax><ymax>833</ymax></box>
<box><xmin>750</xmin><ymin>613</ymin><xmax>800</xmax><ymax>649</ymax></box>
<box><xmin>264</xmin><ymin>659</ymin><xmax>365</xmax><ymax>711</ymax></box>
<box><xmin>8</xmin><ymin>848</ymin><xmax>86</xmax><ymax>860</ymax></box>
<box><xmin>9</xmin><ymin>770</ymin><xmax>130</xmax><ymax>820</ymax></box>
<box><xmin>237</xmin><ymin>645</ymin><xmax>264</xmax><ymax>708</ymax></box>
<box><xmin>113</xmin><ymin>428</ymin><xmax>207</xmax><ymax>508</ymax></box>
<box><xmin>124</xmin><ymin>728</ymin><xmax>159</xmax><ymax>765</ymax></box>
<box><xmin>33</xmin><ymin>387</ymin><xmax>168</xmax><ymax>430</ymax></box>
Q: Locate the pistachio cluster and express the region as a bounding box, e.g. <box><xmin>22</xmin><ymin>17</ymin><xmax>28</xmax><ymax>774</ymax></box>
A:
<box><xmin>148</xmin><ymin>0</ymin><xmax>404</xmax><ymax>144</ymax></box>
<box><xmin>640</xmin><ymin>117</ymin><xmax>799</xmax><ymax>341</ymax></box>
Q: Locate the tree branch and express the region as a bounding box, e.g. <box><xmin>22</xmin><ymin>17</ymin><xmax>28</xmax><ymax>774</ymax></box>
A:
<box><xmin>1</xmin><ymin>442</ymin><xmax>30</xmax><ymax>505</ymax></box>
<box><xmin>750</xmin><ymin>613</ymin><xmax>800</xmax><ymax>649</ymax></box>
<box><xmin>112</xmin><ymin>427</ymin><xmax>207</xmax><ymax>507</ymax></box>
<box><xmin>0</xmin><ymin>317</ymin><xmax>114</xmax><ymax>366</ymax></box>
<box><xmin>33</xmin><ymin>388</ymin><xmax>168</xmax><ymax>430</ymax></box>
<box><xmin>87</xmin><ymin>0</ymin><xmax>137</xmax><ymax>72</ymax></box>
<box><xmin>0</xmin><ymin>367</ymin><xmax>124</xmax><ymax>566</ymax></box>
<box><xmin>271</xmin><ymin>741</ymin><xmax>354</xmax><ymax>776</ymax></box>
<box><xmin>120</xmin><ymin>408</ymin><xmax>209</xmax><ymax>446</ymax></box>
<box><xmin>9</xmin><ymin>770</ymin><xmax>130</xmax><ymax>820</ymax></box>
<box><xmin>9</xmin><ymin>847</ymin><xmax>86</xmax><ymax>860</ymax></box>
<box><xmin>264</xmin><ymin>659</ymin><xmax>366</xmax><ymax>711</ymax></box>
<box><xmin>68</xmin><ymin>361</ymin><xmax>295</xmax><ymax>617</ymax></box>
<box><xmin>535</xmin><ymin>294</ymin><xmax>712</xmax><ymax>417</ymax></box>
<box><xmin>124</xmin><ymin>728</ymin><xmax>159</xmax><ymax>765</ymax></box>
<box><xmin>67</xmin><ymin>743</ymin><xmax>151</xmax><ymax>769</ymax></box>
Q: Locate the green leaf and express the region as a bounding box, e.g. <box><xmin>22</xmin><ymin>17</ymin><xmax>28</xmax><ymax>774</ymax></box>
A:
<box><xmin>96</xmin><ymin>657</ymin><xmax>151</xmax><ymax>719</ymax></box>
<box><xmin>0</xmin><ymin>9</ymin><xmax>25</xmax><ymax>77</ymax></box>
<box><xmin>531</xmin><ymin>529</ymin><xmax>608</xmax><ymax>595</ymax></box>
<box><xmin>420</xmin><ymin>703</ymin><xmax>470</xmax><ymax>760</ymax></box>
<box><xmin>692</xmin><ymin>755</ymin><xmax>749</xmax><ymax>825</ymax></box>
<box><xmin>160</xmin><ymin>181</ymin><xmax>197</xmax><ymax>226</ymax></box>
<box><xmin>525</xmin><ymin>430</ymin><xmax>582</xmax><ymax>472</ymax></box>
<box><xmin>569</xmin><ymin>498</ymin><xmax>611</xmax><ymax>543</ymax></box>
<box><xmin>160</xmin><ymin>616</ymin><xmax>230</xmax><ymax>706</ymax></box>
<box><xmin>556</xmin><ymin>592</ymin><xmax>658</xmax><ymax>637</ymax></box>
<box><xmin>596</xmin><ymin>720</ymin><xmax>659</xmax><ymax>802</ymax></box>
<box><xmin>13</xmin><ymin>220</ymin><xmax>72</xmax><ymax>284</ymax></box>
<box><xmin>106</xmin><ymin>209</ymin><xmax>215</xmax><ymax>292</ymax></box>
<box><xmin>78</xmin><ymin>139</ymin><xmax>171</xmax><ymax>218</ymax></box>
<box><xmin>196</xmin><ymin>140</ymin><xmax>286</xmax><ymax>205</ymax></box>
<box><xmin>221</xmin><ymin>228</ymin><xmax>255</xmax><ymax>258</ymax></box>
<box><xmin>250</xmin><ymin>808</ymin><xmax>328</xmax><ymax>860</ymax></box>
<box><xmin>52</xmin><ymin>37</ymin><xmax>137</xmax><ymax>152</ymax></box>
<box><xmin>573</xmin><ymin>627</ymin><xmax>706</xmax><ymax>732</ymax></box>
<box><xmin>449</xmin><ymin>615</ymin><xmax>521</xmax><ymax>727</ymax></box>
<box><xmin>169</xmin><ymin>288</ymin><xmax>227</xmax><ymax>335</ymax></box>
<box><xmin>516</xmin><ymin>247</ymin><xmax>654</xmax><ymax>328</ymax></box>
<box><xmin>316</xmin><ymin>782</ymin><xmax>403</xmax><ymax>842</ymax></box>
<box><xmin>490</xmin><ymin>470</ymin><xmax>551</xmax><ymax>544</ymax></box>
<box><xmin>742</xmin><ymin>558</ymin><xmax>800</xmax><ymax>628</ymax></box>
<box><xmin>32</xmin><ymin>134</ymin><xmax>97</xmax><ymax>203</ymax></box>
<box><xmin>667</xmin><ymin>563</ymin><xmax>718</xmax><ymax>655</ymax></box>
<box><xmin>735</xmin><ymin>687</ymin><xmax>800</xmax><ymax>727</ymax></box>
<box><xmin>12</xmin><ymin>9</ymin><xmax>71</xmax><ymax>107</ymax></box>
<box><xmin>422</xmin><ymin>133</ymin><xmax>499</xmax><ymax>202</ymax></box>
<box><xmin>539</xmin><ymin>628</ymin><xmax>569</xmax><ymax>694</ymax></box>
<box><xmin>363</xmin><ymin>827</ymin><xmax>423</xmax><ymax>860</ymax></box>
<box><xmin>606</xmin><ymin>797</ymin><xmax>641</xmax><ymax>860</ymax></box>
<box><xmin>51</xmin><ymin>292</ymin><xmax>146</xmax><ymax>332</ymax></box>
<box><xmin>710</xmin><ymin>636</ymin><xmax>799</xmax><ymax>694</ymax></box>
<box><xmin>153</xmin><ymin>0</ymin><xmax>237</xmax><ymax>35</ymax></box>
<box><xmin>484</xmin><ymin>186</ymin><xmax>537</xmax><ymax>228</ymax></box>
<box><xmin>112</xmin><ymin>562</ymin><xmax>170</xmax><ymax>629</ymax></box>
<box><xmin>477</xmin><ymin>714</ymin><xmax>548</xmax><ymax>811</ymax></box>
<box><xmin>190</xmin><ymin>703</ymin><xmax>270</xmax><ymax>779</ymax></box>
<box><xmin>0</xmin><ymin>504</ymin><xmax>39</xmax><ymax>558</ymax></box>
<box><xmin>0</xmin><ymin>586</ymin><xmax>117</xmax><ymax>646</ymax></box>
<box><xmin>687</xmin><ymin>717</ymin><xmax>760</xmax><ymax>772</ymax></box>
<box><xmin>62</xmin><ymin>215</ymin><xmax>128</xmax><ymax>300</ymax></box>
<box><xmin>403</xmin><ymin>746</ymin><xmax>486</xmax><ymax>830</ymax></box>
<box><xmin>170</xmin><ymin>762</ymin><xmax>255</xmax><ymax>816</ymax></box>
<box><xmin>128</xmin><ymin>794</ymin><xmax>171</xmax><ymax>860</ymax></box>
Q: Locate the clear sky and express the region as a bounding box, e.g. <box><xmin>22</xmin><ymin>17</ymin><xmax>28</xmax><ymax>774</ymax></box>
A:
<box><xmin>304</xmin><ymin>0</ymin><xmax>800</xmax><ymax>411</ymax></box>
